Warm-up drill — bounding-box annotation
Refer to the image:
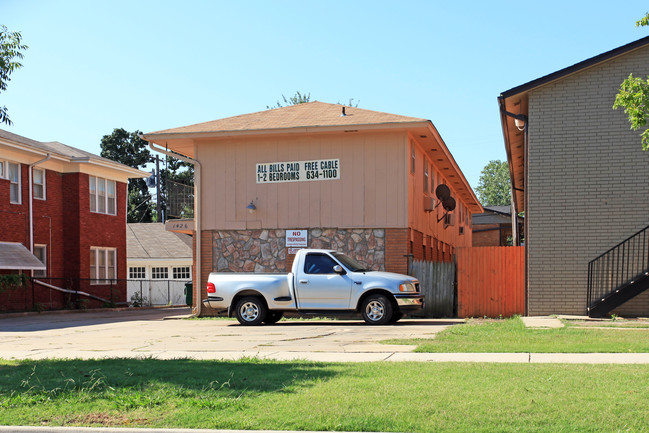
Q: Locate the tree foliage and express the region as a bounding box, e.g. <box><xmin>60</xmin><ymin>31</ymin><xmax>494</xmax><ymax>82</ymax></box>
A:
<box><xmin>100</xmin><ymin>128</ymin><xmax>155</xmax><ymax>223</ymax></box>
<box><xmin>475</xmin><ymin>160</ymin><xmax>511</xmax><ymax>206</ymax></box>
<box><xmin>613</xmin><ymin>74</ymin><xmax>649</xmax><ymax>150</ymax></box>
<box><xmin>0</xmin><ymin>25</ymin><xmax>28</xmax><ymax>125</ymax></box>
<box><xmin>636</xmin><ymin>12</ymin><xmax>649</xmax><ymax>28</ymax></box>
<box><xmin>612</xmin><ymin>13</ymin><xmax>649</xmax><ymax>150</ymax></box>
<box><xmin>267</xmin><ymin>91</ymin><xmax>311</xmax><ymax>109</ymax></box>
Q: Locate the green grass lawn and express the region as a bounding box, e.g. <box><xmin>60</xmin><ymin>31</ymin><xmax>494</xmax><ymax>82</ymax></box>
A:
<box><xmin>1</xmin><ymin>358</ymin><xmax>649</xmax><ymax>432</ymax></box>
<box><xmin>384</xmin><ymin>316</ymin><xmax>649</xmax><ymax>353</ymax></box>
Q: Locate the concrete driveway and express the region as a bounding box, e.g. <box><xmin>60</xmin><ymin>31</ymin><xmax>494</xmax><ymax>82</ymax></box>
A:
<box><xmin>0</xmin><ymin>308</ymin><xmax>462</xmax><ymax>361</ymax></box>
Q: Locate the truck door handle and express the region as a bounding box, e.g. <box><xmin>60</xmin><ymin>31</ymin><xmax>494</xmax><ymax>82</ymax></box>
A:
<box><xmin>299</xmin><ymin>279</ymin><xmax>308</xmax><ymax>284</ymax></box>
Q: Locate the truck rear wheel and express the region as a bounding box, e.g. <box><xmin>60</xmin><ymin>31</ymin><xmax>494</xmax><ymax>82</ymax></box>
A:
<box><xmin>361</xmin><ymin>294</ymin><xmax>393</xmax><ymax>325</ymax></box>
<box><xmin>235</xmin><ymin>296</ymin><xmax>267</xmax><ymax>326</ymax></box>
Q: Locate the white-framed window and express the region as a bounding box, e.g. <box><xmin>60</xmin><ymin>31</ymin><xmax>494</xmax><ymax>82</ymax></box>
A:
<box><xmin>33</xmin><ymin>244</ymin><xmax>47</xmax><ymax>278</ymax></box>
<box><xmin>129</xmin><ymin>266</ymin><xmax>146</xmax><ymax>279</ymax></box>
<box><xmin>33</xmin><ymin>167</ymin><xmax>46</xmax><ymax>200</ymax></box>
<box><xmin>173</xmin><ymin>266</ymin><xmax>191</xmax><ymax>280</ymax></box>
<box><xmin>0</xmin><ymin>160</ymin><xmax>5</xmax><ymax>179</ymax></box>
<box><xmin>89</xmin><ymin>175</ymin><xmax>116</xmax><ymax>215</ymax></box>
<box><xmin>151</xmin><ymin>267</ymin><xmax>169</xmax><ymax>279</ymax></box>
<box><xmin>9</xmin><ymin>162</ymin><xmax>21</xmax><ymax>204</ymax></box>
<box><xmin>90</xmin><ymin>247</ymin><xmax>117</xmax><ymax>284</ymax></box>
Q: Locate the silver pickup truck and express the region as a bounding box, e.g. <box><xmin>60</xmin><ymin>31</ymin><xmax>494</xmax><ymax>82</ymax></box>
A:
<box><xmin>203</xmin><ymin>249</ymin><xmax>424</xmax><ymax>325</ymax></box>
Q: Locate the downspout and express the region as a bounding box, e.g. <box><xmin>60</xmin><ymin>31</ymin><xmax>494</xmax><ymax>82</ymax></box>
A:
<box><xmin>498</xmin><ymin>96</ymin><xmax>527</xmax><ymax>246</ymax></box>
<box><xmin>145</xmin><ymin>140</ymin><xmax>203</xmax><ymax>317</ymax></box>
<box><xmin>28</xmin><ymin>154</ymin><xmax>51</xmax><ymax>256</ymax></box>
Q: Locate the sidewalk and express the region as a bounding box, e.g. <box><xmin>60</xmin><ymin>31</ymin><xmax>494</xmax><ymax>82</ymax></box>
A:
<box><xmin>520</xmin><ymin>316</ymin><xmax>564</xmax><ymax>328</ymax></box>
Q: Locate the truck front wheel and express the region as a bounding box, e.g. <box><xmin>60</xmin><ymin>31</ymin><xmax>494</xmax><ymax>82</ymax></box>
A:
<box><xmin>361</xmin><ymin>294</ymin><xmax>393</xmax><ymax>325</ymax></box>
<box><xmin>235</xmin><ymin>296</ymin><xmax>267</xmax><ymax>326</ymax></box>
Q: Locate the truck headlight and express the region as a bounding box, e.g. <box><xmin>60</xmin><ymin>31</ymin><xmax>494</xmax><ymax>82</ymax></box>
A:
<box><xmin>399</xmin><ymin>283</ymin><xmax>415</xmax><ymax>292</ymax></box>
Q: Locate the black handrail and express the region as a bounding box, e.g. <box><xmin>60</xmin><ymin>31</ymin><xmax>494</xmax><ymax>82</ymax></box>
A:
<box><xmin>587</xmin><ymin>225</ymin><xmax>649</xmax><ymax>312</ymax></box>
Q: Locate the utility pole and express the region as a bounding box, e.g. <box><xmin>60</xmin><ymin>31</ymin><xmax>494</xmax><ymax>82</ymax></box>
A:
<box><xmin>156</xmin><ymin>155</ymin><xmax>162</xmax><ymax>222</ymax></box>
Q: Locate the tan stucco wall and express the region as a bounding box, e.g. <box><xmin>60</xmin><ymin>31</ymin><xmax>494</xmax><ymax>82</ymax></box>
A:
<box><xmin>196</xmin><ymin>131</ymin><xmax>409</xmax><ymax>231</ymax></box>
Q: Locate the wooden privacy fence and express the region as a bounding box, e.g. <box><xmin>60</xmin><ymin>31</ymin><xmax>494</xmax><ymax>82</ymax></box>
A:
<box><xmin>456</xmin><ymin>246</ymin><xmax>525</xmax><ymax>318</ymax></box>
<box><xmin>408</xmin><ymin>260</ymin><xmax>455</xmax><ymax>317</ymax></box>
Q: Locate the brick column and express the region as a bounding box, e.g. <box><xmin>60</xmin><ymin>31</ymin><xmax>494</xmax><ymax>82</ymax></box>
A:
<box><xmin>195</xmin><ymin>230</ymin><xmax>214</xmax><ymax>316</ymax></box>
<box><xmin>385</xmin><ymin>228</ymin><xmax>409</xmax><ymax>274</ymax></box>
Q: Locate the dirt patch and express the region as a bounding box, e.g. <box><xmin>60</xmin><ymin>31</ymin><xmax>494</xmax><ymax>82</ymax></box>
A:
<box><xmin>44</xmin><ymin>412</ymin><xmax>150</xmax><ymax>427</ymax></box>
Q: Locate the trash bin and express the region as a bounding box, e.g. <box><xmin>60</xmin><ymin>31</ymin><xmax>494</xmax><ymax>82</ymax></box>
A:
<box><xmin>184</xmin><ymin>282</ymin><xmax>193</xmax><ymax>306</ymax></box>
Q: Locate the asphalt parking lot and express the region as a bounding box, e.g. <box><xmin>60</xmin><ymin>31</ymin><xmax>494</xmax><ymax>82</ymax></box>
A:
<box><xmin>0</xmin><ymin>307</ymin><xmax>462</xmax><ymax>361</ymax></box>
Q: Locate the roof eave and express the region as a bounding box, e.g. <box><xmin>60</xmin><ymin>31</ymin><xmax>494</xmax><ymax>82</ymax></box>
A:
<box><xmin>423</xmin><ymin>122</ymin><xmax>483</xmax><ymax>213</ymax></box>
<box><xmin>142</xmin><ymin>120</ymin><xmax>432</xmax><ymax>142</ymax></box>
<box><xmin>501</xmin><ymin>34</ymin><xmax>649</xmax><ymax>99</ymax></box>
<box><xmin>0</xmin><ymin>139</ymin><xmax>149</xmax><ymax>178</ymax></box>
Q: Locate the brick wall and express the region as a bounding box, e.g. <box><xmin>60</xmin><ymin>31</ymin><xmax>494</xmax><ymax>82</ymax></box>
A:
<box><xmin>472</xmin><ymin>225</ymin><xmax>511</xmax><ymax>247</ymax></box>
<box><xmin>527</xmin><ymin>45</ymin><xmax>649</xmax><ymax>315</ymax></box>
<box><xmin>0</xmin><ymin>169</ymin><xmax>129</xmax><ymax>311</ymax></box>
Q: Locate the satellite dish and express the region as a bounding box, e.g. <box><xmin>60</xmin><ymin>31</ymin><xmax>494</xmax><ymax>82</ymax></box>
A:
<box><xmin>435</xmin><ymin>184</ymin><xmax>450</xmax><ymax>201</ymax></box>
<box><xmin>442</xmin><ymin>196</ymin><xmax>456</xmax><ymax>212</ymax></box>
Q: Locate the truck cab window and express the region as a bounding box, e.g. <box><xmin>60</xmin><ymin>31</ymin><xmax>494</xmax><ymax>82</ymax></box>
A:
<box><xmin>304</xmin><ymin>254</ymin><xmax>338</xmax><ymax>274</ymax></box>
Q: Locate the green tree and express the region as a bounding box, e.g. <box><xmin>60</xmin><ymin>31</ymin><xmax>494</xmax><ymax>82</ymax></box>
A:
<box><xmin>475</xmin><ymin>160</ymin><xmax>511</xmax><ymax>206</ymax></box>
<box><xmin>613</xmin><ymin>13</ymin><xmax>649</xmax><ymax>150</ymax></box>
<box><xmin>0</xmin><ymin>25</ymin><xmax>28</xmax><ymax>125</ymax></box>
<box><xmin>267</xmin><ymin>91</ymin><xmax>311</xmax><ymax>109</ymax></box>
<box><xmin>100</xmin><ymin>128</ymin><xmax>155</xmax><ymax>222</ymax></box>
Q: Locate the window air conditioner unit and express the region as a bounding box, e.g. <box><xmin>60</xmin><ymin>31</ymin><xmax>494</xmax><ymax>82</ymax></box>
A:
<box><xmin>424</xmin><ymin>196</ymin><xmax>434</xmax><ymax>213</ymax></box>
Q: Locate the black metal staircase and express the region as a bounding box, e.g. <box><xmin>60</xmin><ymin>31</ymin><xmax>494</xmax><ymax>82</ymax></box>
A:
<box><xmin>587</xmin><ymin>225</ymin><xmax>649</xmax><ymax>318</ymax></box>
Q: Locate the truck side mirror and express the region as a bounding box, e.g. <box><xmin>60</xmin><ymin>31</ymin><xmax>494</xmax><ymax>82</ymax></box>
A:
<box><xmin>333</xmin><ymin>265</ymin><xmax>346</xmax><ymax>275</ymax></box>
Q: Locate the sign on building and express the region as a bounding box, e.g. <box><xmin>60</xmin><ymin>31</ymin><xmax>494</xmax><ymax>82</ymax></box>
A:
<box><xmin>286</xmin><ymin>230</ymin><xmax>308</xmax><ymax>255</ymax></box>
<box><xmin>256</xmin><ymin>159</ymin><xmax>340</xmax><ymax>184</ymax></box>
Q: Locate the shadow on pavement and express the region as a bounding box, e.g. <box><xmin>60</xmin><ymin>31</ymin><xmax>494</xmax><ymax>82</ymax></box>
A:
<box><xmin>0</xmin><ymin>307</ymin><xmax>192</xmax><ymax>332</ymax></box>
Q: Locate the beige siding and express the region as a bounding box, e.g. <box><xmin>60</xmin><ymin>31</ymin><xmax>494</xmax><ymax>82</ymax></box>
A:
<box><xmin>198</xmin><ymin>132</ymin><xmax>408</xmax><ymax>230</ymax></box>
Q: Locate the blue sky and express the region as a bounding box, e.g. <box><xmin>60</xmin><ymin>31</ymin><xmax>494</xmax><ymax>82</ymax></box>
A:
<box><xmin>2</xmin><ymin>0</ymin><xmax>648</xmax><ymax>188</ymax></box>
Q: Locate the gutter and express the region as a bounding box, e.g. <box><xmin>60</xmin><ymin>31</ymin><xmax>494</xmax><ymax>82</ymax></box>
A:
<box><xmin>144</xmin><ymin>139</ymin><xmax>203</xmax><ymax>317</ymax></box>
<box><xmin>498</xmin><ymin>95</ymin><xmax>526</xmax><ymax>246</ymax></box>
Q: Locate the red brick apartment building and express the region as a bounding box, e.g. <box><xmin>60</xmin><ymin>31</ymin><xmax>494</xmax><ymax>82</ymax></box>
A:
<box><xmin>0</xmin><ymin>129</ymin><xmax>147</xmax><ymax>312</ymax></box>
<box><xmin>142</xmin><ymin>102</ymin><xmax>482</xmax><ymax>315</ymax></box>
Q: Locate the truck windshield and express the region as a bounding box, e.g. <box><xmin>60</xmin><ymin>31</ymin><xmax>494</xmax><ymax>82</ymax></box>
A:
<box><xmin>332</xmin><ymin>252</ymin><xmax>372</xmax><ymax>272</ymax></box>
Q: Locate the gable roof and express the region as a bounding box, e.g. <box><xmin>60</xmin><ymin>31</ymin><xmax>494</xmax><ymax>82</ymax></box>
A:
<box><xmin>498</xmin><ymin>35</ymin><xmax>649</xmax><ymax>212</ymax></box>
<box><xmin>147</xmin><ymin>101</ymin><xmax>426</xmax><ymax>136</ymax></box>
<box><xmin>0</xmin><ymin>129</ymin><xmax>149</xmax><ymax>179</ymax></box>
<box><xmin>127</xmin><ymin>223</ymin><xmax>192</xmax><ymax>260</ymax></box>
<box><xmin>142</xmin><ymin>101</ymin><xmax>483</xmax><ymax>213</ymax></box>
